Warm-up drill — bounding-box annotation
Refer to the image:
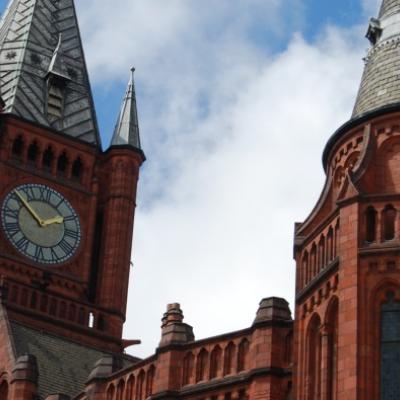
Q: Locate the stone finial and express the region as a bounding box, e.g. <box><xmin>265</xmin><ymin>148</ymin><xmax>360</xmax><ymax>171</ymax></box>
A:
<box><xmin>253</xmin><ymin>297</ymin><xmax>292</xmax><ymax>324</ymax></box>
<box><xmin>11</xmin><ymin>355</ymin><xmax>39</xmax><ymax>383</ymax></box>
<box><xmin>159</xmin><ymin>303</ymin><xmax>194</xmax><ymax>347</ymax></box>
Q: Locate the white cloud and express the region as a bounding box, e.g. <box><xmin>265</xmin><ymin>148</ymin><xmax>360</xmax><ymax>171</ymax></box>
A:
<box><xmin>75</xmin><ymin>1</ymin><xmax>368</xmax><ymax>357</ymax></box>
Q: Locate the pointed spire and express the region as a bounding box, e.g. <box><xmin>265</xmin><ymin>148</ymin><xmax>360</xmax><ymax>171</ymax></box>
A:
<box><xmin>352</xmin><ymin>0</ymin><xmax>400</xmax><ymax>118</ymax></box>
<box><xmin>0</xmin><ymin>0</ymin><xmax>101</xmax><ymax>146</ymax></box>
<box><xmin>111</xmin><ymin>68</ymin><xmax>141</xmax><ymax>149</ymax></box>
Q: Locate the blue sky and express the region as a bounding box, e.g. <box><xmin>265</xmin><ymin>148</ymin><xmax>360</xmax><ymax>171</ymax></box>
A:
<box><xmin>0</xmin><ymin>0</ymin><xmax>381</xmax><ymax>357</ymax></box>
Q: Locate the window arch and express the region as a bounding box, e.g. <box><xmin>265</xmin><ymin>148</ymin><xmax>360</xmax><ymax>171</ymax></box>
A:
<box><xmin>182</xmin><ymin>352</ymin><xmax>194</xmax><ymax>385</ymax></box>
<box><xmin>27</xmin><ymin>141</ymin><xmax>39</xmax><ymax>165</ymax></box>
<box><xmin>310</xmin><ymin>244</ymin><xmax>317</xmax><ymax>279</ymax></box>
<box><xmin>327</xmin><ymin>227</ymin><xmax>334</xmax><ymax>262</ymax></box>
<box><xmin>307</xmin><ymin>314</ymin><xmax>322</xmax><ymax>400</ymax></box>
<box><xmin>237</xmin><ymin>338</ymin><xmax>249</xmax><ymax>372</ymax></box>
<box><xmin>42</xmin><ymin>146</ymin><xmax>54</xmax><ymax>171</ymax></box>
<box><xmin>116</xmin><ymin>379</ymin><xmax>124</xmax><ymax>400</ymax></box>
<box><xmin>383</xmin><ymin>205</ymin><xmax>396</xmax><ymax>241</ymax></box>
<box><xmin>72</xmin><ymin>157</ymin><xmax>83</xmax><ymax>181</ymax></box>
<box><xmin>145</xmin><ymin>365</ymin><xmax>155</xmax><ymax>397</ymax></box>
<box><xmin>135</xmin><ymin>370</ymin><xmax>145</xmax><ymax>400</ymax></box>
<box><xmin>0</xmin><ymin>381</ymin><xmax>8</xmax><ymax>400</ymax></box>
<box><xmin>223</xmin><ymin>341</ymin><xmax>236</xmax><ymax>375</ymax></box>
<box><xmin>380</xmin><ymin>292</ymin><xmax>400</xmax><ymax>400</ymax></box>
<box><xmin>325</xmin><ymin>297</ymin><xmax>338</xmax><ymax>400</ymax></box>
<box><xmin>106</xmin><ymin>384</ymin><xmax>115</xmax><ymax>400</ymax></box>
<box><xmin>302</xmin><ymin>251</ymin><xmax>309</xmax><ymax>287</ymax></box>
<box><xmin>11</xmin><ymin>135</ymin><xmax>24</xmax><ymax>160</ymax></box>
<box><xmin>126</xmin><ymin>375</ymin><xmax>135</xmax><ymax>400</ymax></box>
<box><xmin>57</xmin><ymin>151</ymin><xmax>69</xmax><ymax>176</ymax></box>
<box><xmin>318</xmin><ymin>236</ymin><xmax>325</xmax><ymax>272</ymax></box>
<box><xmin>196</xmin><ymin>349</ymin><xmax>208</xmax><ymax>382</ymax></box>
<box><xmin>209</xmin><ymin>345</ymin><xmax>222</xmax><ymax>379</ymax></box>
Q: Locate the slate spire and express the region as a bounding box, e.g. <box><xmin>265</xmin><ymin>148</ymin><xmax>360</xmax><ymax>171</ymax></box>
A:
<box><xmin>353</xmin><ymin>0</ymin><xmax>400</xmax><ymax>118</ymax></box>
<box><xmin>0</xmin><ymin>0</ymin><xmax>101</xmax><ymax>146</ymax></box>
<box><xmin>111</xmin><ymin>68</ymin><xmax>141</xmax><ymax>149</ymax></box>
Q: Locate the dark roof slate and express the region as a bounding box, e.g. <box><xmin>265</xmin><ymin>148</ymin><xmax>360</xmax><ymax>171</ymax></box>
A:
<box><xmin>0</xmin><ymin>0</ymin><xmax>101</xmax><ymax>146</ymax></box>
<box><xmin>10</xmin><ymin>322</ymin><xmax>138</xmax><ymax>399</ymax></box>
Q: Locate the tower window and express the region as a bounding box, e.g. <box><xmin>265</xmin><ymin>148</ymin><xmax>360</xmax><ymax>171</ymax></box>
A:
<box><xmin>42</xmin><ymin>146</ymin><xmax>54</xmax><ymax>171</ymax></box>
<box><xmin>27</xmin><ymin>141</ymin><xmax>39</xmax><ymax>165</ymax></box>
<box><xmin>383</xmin><ymin>205</ymin><xmax>396</xmax><ymax>241</ymax></box>
<box><xmin>366</xmin><ymin>206</ymin><xmax>377</xmax><ymax>243</ymax></box>
<box><xmin>57</xmin><ymin>151</ymin><xmax>68</xmax><ymax>176</ymax></box>
<box><xmin>12</xmin><ymin>135</ymin><xmax>24</xmax><ymax>160</ymax></box>
<box><xmin>72</xmin><ymin>157</ymin><xmax>83</xmax><ymax>181</ymax></box>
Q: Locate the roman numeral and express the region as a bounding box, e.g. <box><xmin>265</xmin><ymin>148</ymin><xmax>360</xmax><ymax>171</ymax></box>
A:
<box><xmin>16</xmin><ymin>236</ymin><xmax>29</xmax><ymax>252</ymax></box>
<box><xmin>24</xmin><ymin>187</ymin><xmax>36</xmax><ymax>201</ymax></box>
<box><xmin>4</xmin><ymin>208</ymin><xmax>18</xmax><ymax>219</ymax></box>
<box><xmin>34</xmin><ymin>246</ymin><xmax>44</xmax><ymax>261</ymax></box>
<box><xmin>64</xmin><ymin>229</ymin><xmax>79</xmax><ymax>240</ymax></box>
<box><xmin>59</xmin><ymin>240</ymin><xmax>73</xmax><ymax>255</ymax></box>
<box><xmin>4</xmin><ymin>222</ymin><xmax>19</xmax><ymax>236</ymax></box>
<box><xmin>38</xmin><ymin>187</ymin><xmax>52</xmax><ymax>203</ymax></box>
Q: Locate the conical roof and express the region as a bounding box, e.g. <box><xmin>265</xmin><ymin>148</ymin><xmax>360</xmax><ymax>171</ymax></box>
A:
<box><xmin>0</xmin><ymin>0</ymin><xmax>101</xmax><ymax>146</ymax></box>
<box><xmin>352</xmin><ymin>0</ymin><xmax>400</xmax><ymax>118</ymax></box>
<box><xmin>110</xmin><ymin>68</ymin><xmax>141</xmax><ymax>149</ymax></box>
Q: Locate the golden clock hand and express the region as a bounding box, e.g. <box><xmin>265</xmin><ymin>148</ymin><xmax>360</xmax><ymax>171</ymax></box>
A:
<box><xmin>14</xmin><ymin>190</ymin><xmax>45</xmax><ymax>227</ymax></box>
<box><xmin>42</xmin><ymin>216</ymin><xmax>64</xmax><ymax>227</ymax></box>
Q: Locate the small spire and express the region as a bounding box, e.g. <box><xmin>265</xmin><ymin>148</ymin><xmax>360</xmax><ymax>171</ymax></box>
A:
<box><xmin>110</xmin><ymin>68</ymin><xmax>141</xmax><ymax>149</ymax></box>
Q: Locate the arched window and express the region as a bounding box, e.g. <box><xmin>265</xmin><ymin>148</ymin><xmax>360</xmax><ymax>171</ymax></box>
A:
<box><xmin>237</xmin><ymin>338</ymin><xmax>249</xmax><ymax>372</ymax></box>
<box><xmin>182</xmin><ymin>352</ymin><xmax>194</xmax><ymax>385</ymax></box>
<box><xmin>223</xmin><ymin>342</ymin><xmax>236</xmax><ymax>375</ymax></box>
<box><xmin>12</xmin><ymin>135</ymin><xmax>24</xmax><ymax>160</ymax></box>
<box><xmin>72</xmin><ymin>157</ymin><xmax>83</xmax><ymax>181</ymax></box>
<box><xmin>145</xmin><ymin>365</ymin><xmax>155</xmax><ymax>397</ymax></box>
<box><xmin>318</xmin><ymin>236</ymin><xmax>325</xmax><ymax>272</ymax></box>
<box><xmin>57</xmin><ymin>151</ymin><xmax>68</xmax><ymax>176</ymax></box>
<box><xmin>126</xmin><ymin>375</ymin><xmax>135</xmax><ymax>400</ymax></box>
<box><xmin>135</xmin><ymin>370</ymin><xmax>145</xmax><ymax>400</ymax></box>
<box><xmin>196</xmin><ymin>349</ymin><xmax>208</xmax><ymax>382</ymax></box>
<box><xmin>327</xmin><ymin>227</ymin><xmax>334</xmax><ymax>262</ymax></box>
<box><xmin>380</xmin><ymin>292</ymin><xmax>400</xmax><ymax>400</ymax></box>
<box><xmin>0</xmin><ymin>381</ymin><xmax>8</xmax><ymax>400</ymax></box>
<box><xmin>383</xmin><ymin>205</ymin><xmax>396</xmax><ymax>241</ymax></box>
<box><xmin>325</xmin><ymin>298</ymin><xmax>338</xmax><ymax>400</ymax></box>
<box><xmin>302</xmin><ymin>251</ymin><xmax>309</xmax><ymax>287</ymax></box>
<box><xmin>27</xmin><ymin>141</ymin><xmax>39</xmax><ymax>165</ymax></box>
<box><xmin>42</xmin><ymin>146</ymin><xmax>54</xmax><ymax>171</ymax></box>
<box><xmin>49</xmin><ymin>299</ymin><xmax>57</xmax><ymax>316</ymax></box>
<box><xmin>307</xmin><ymin>314</ymin><xmax>322</xmax><ymax>400</ymax></box>
<box><xmin>68</xmin><ymin>304</ymin><xmax>76</xmax><ymax>322</ymax></box>
<box><xmin>116</xmin><ymin>379</ymin><xmax>124</xmax><ymax>400</ymax></box>
<box><xmin>310</xmin><ymin>244</ymin><xmax>317</xmax><ymax>280</ymax></box>
<box><xmin>209</xmin><ymin>346</ymin><xmax>222</xmax><ymax>379</ymax></box>
<box><xmin>106</xmin><ymin>384</ymin><xmax>115</xmax><ymax>400</ymax></box>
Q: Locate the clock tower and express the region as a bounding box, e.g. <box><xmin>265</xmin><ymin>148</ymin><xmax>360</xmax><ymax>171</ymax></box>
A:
<box><xmin>0</xmin><ymin>3</ymin><xmax>144</xmax><ymax>395</ymax></box>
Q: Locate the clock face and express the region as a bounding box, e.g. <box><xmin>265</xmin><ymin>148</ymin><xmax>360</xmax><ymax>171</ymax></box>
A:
<box><xmin>1</xmin><ymin>183</ymin><xmax>81</xmax><ymax>265</ymax></box>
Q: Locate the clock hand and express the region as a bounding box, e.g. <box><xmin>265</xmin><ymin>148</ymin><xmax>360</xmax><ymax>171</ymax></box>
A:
<box><xmin>14</xmin><ymin>190</ymin><xmax>45</xmax><ymax>227</ymax></box>
<box><xmin>42</xmin><ymin>216</ymin><xmax>64</xmax><ymax>227</ymax></box>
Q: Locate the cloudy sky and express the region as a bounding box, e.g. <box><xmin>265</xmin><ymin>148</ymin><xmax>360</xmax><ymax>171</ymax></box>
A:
<box><xmin>0</xmin><ymin>0</ymin><xmax>382</xmax><ymax>357</ymax></box>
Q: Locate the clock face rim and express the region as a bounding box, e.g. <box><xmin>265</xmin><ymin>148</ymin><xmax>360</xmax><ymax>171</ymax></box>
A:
<box><xmin>1</xmin><ymin>183</ymin><xmax>82</xmax><ymax>265</ymax></box>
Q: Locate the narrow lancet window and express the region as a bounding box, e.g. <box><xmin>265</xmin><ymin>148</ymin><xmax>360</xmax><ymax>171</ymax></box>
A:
<box><xmin>383</xmin><ymin>205</ymin><xmax>396</xmax><ymax>241</ymax></box>
<box><xmin>381</xmin><ymin>292</ymin><xmax>400</xmax><ymax>400</ymax></box>
<box><xmin>366</xmin><ymin>206</ymin><xmax>377</xmax><ymax>243</ymax></box>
